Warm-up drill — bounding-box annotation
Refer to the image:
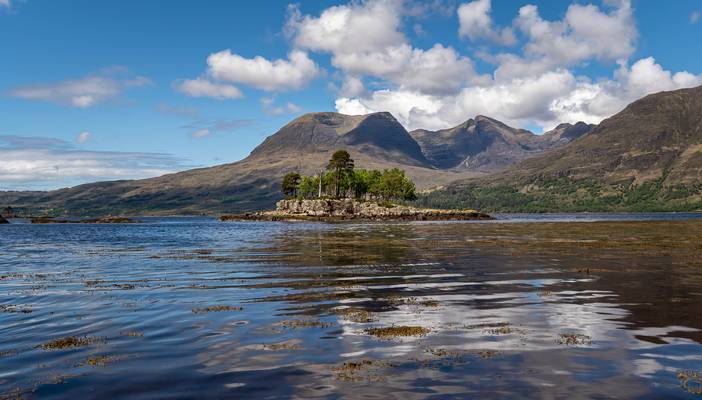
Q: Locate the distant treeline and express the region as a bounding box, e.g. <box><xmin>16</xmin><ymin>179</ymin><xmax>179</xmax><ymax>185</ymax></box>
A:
<box><xmin>415</xmin><ymin>174</ymin><xmax>702</xmax><ymax>212</ymax></box>
<box><xmin>281</xmin><ymin>150</ymin><xmax>417</xmax><ymax>201</ymax></box>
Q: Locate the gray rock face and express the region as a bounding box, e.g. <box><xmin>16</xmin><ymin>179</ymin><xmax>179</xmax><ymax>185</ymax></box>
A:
<box><xmin>409</xmin><ymin>116</ymin><xmax>595</xmax><ymax>172</ymax></box>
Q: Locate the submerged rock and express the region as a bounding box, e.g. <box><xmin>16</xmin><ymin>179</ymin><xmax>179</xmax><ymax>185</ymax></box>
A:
<box><xmin>221</xmin><ymin>199</ymin><xmax>492</xmax><ymax>222</ymax></box>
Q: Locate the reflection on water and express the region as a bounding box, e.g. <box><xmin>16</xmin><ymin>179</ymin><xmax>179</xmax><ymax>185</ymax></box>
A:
<box><xmin>1</xmin><ymin>217</ymin><xmax>702</xmax><ymax>399</ymax></box>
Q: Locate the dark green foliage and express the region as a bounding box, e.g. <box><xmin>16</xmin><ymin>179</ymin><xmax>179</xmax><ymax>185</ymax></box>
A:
<box><xmin>297</xmin><ymin>175</ymin><xmax>319</xmax><ymax>199</ymax></box>
<box><xmin>288</xmin><ymin>150</ymin><xmax>417</xmax><ymax>202</ymax></box>
<box><xmin>327</xmin><ymin>150</ymin><xmax>355</xmax><ymax>198</ymax></box>
<box><xmin>372</xmin><ymin>168</ymin><xmax>417</xmax><ymax>201</ymax></box>
<box><xmin>281</xmin><ymin>172</ymin><xmax>301</xmax><ymax>198</ymax></box>
<box><xmin>417</xmin><ymin>174</ymin><xmax>702</xmax><ymax>213</ymax></box>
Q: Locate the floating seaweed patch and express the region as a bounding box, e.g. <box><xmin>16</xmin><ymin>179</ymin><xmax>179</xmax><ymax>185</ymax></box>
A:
<box><xmin>77</xmin><ymin>354</ymin><xmax>127</xmax><ymax>367</ymax></box>
<box><xmin>192</xmin><ymin>305</ymin><xmax>243</xmax><ymax>313</ymax></box>
<box><xmin>333</xmin><ymin>307</ymin><xmax>375</xmax><ymax>323</ymax></box>
<box><xmin>557</xmin><ymin>333</ymin><xmax>592</xmax><ymax>346</ymax></box>
<box><xmin>0</xmin><ymin>304</ymin><xmax>33</xmax><ymax>314</ymax></box>
<box><xmin>275</xmin><ymin>319</ymin><xmax>335</xmax><ymax>329</ymax></box>
<box><xmin>364</xmin><ymin>326</ymin><xmax>430</xmax><ymax>340</ymax></box>
<box><xmin>37</xmin><ymin>336</ymin><xmax>105</xmax><ymax>350</ymax></box>
<box><xmin>476</xmin><ymin>350</ymin><xmax>501</xmax><ymax>359</ymax></box>
<box><xmin>331</xmin><ymin>359</ymin><xmax>396</xmax><ymax>382</ymax></box>
<box><xmin>261</xmin><ymin>342</ymin><xmax>302</xmax><ymax>351</ymax></box>
<box><xmin>677</xmin><ymin>370</ymin><xmax>702</xmax><ymax>395</ymax></box>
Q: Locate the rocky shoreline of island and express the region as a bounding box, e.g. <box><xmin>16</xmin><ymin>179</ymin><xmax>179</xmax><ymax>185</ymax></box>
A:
<box><xmin>220</xmin><ymin>199</ymin><xmax>492</xmax><ymax>222</ymax></box>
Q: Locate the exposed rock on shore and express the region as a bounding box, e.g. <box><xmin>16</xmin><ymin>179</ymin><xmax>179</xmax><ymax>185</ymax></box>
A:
<box><xmin>220</xmin><ymin>199</ymin><xmax>492</xmax><ymax>222</ymax></box>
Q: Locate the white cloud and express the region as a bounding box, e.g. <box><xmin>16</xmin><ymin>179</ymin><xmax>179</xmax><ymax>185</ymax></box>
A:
<box><xmin>287</xmin><ymin>1</ymin><xmax>484</xmax><ymax>95</ymax></box>
<box><xmin>286</xmin><ymin>1</ymin><xmax>405</xmax><ymax>54</ymax></box>
<box><xmin>337</xmin><ymin>57</ymin><xmax>702</xmax><ymax>132</ymax></box>
<box><xmin>174</xmin><ymin>78</ymin><xmax>242</xmax><ymax>99</ymax></box>
<box><xmin>691</xmin><ymin>11</ymin><xmax>700</xmax><ymax>24</ymax></box>
<box><xmin>326</xmin><ymin>0</ymin><xmax>702</xmax><ymax>132</ymax></box>
<box><xmin>207</xmin><ymin>50</ymin><xmax>320</xmax><ymax>91</ymax></box>
<box><xmin>457</xmin><ymin>0</ymin><xmax>516</xmax><ymax>45</ymax></box>
<box><xmin>191</xmin><ymin>129</ymin><xmax>211</xmax><ymax>138</ymax></box>
<box><xmin>498</xmin><ymin>1</ymin><xmax>637</xmax><ymax>79</ymax></box>
<box><xmin>339</xmin><ymin>75</ymin><xmax>366</xmax><ymax>97</ymax></box>
<box><xmin>0</xmin><ymin>0</ymin><xmax>10</xmax><ymax>8</ymax></box>
<box><xmin>76</xmin><ymin>131</ymin><xmax>92</xmax><ymax>144</ymax></box>
<box><xmin>0</xmin><ymin>135</ymin><xmax>191</xmax><ymax>190</ymax></box>
<box><xmin>10</xmin><ymin>72</ymin><xmax>150</xmax><ymax>108</ymax></box>
<box><xmin>260</xmin><ymin>97</ymin><xmax>303</xmax><ymax>115</ymax></box>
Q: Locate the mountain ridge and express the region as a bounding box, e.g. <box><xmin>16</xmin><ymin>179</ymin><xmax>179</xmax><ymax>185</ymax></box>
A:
<box><xmin>6</xmin><ymin>84</ymin><xmax>701</xmax><ymax>216</ymax></box>
<box><xmin>418</xmin><ymin>86</ymin><xmax>702</xmax><ymax>212</ymax></box>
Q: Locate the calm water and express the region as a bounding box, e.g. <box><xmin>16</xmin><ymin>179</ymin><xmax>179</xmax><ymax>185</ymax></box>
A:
<box><xmin>1</xmin><ymin>215</ymin><xmax>702</xmax><ymax>399</ymax></box>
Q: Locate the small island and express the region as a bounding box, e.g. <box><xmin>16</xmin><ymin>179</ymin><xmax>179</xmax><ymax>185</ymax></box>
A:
<box><xmin>221</xmin><ymin>150</ymin><xmax>492</xmax><ymax>222</ymax></box>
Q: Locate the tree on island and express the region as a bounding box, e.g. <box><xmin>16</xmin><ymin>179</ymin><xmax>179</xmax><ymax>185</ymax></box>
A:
<box><xmin>374</xmin><ymin>168</ymin><xmax>417</xmax><ymax>201</ymax></box>
<box><xmin>281</xmin><ymin>150</ymin><xmax>417</xmax><ymax>202</ymax></box>
<box><xmin>326</xmin><ymin>150</ymin><xmax>355</xmax><ymax>198</ymax></box>
<box><xmin>281</xmin><ymin>172</ymin><xmax>301</xmax><ymax>198</ymax></box>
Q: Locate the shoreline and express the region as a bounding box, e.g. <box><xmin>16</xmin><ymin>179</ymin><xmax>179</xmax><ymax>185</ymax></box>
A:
<box><xmin>220</xmin><ymin>199</ymin><xmax>493</xmax><ymax>222</ymax></box>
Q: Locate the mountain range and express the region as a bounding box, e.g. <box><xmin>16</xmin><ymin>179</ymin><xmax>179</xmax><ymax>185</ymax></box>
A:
<box><xmin>2</xmin><ymin>86</ymin><xmax>701</xmax><ymax>215</ymax></box>
<box><xmin>419</xmin><ymin>86</ymin><xmax>702</xmax><ymax>212</ymax></box>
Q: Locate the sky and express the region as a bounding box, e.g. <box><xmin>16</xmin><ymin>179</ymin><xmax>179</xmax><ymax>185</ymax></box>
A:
<box><xmin>1</xmin><ymin>0</ymin><xmax>701</xmax><ymax>190</ymax></box>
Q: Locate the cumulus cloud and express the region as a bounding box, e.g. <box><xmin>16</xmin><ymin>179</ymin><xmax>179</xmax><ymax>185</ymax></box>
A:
<box><xmin>286</xmin><ymin>1</ymin><xmax>405</xmax><ymax>54</ymax></box>
<box><xmin>325</xmin><ymin>0</ymin><xmax>700</xmax><ymax>132</ymax></box>
<box><xmin>174</xmin><ymin>78</ymin><xmax>242</xmax><ymax>99</ymax></box>
<box><xmin>76</xmin><ymin>132</ymin><xmax>92</xmax><ymax>144</ymax></box>
<box><xmin>337</xmin><ymin>57</ymin><xmax>702</xmax><ymax>131</ymax></box>
<box><xmin>9</xmin><ymin>71</ymin><xmax>150</xmax><ymax>108</ymax></box>
<box><xmin>206</xmin><ymin>50</ymin><xmax>320</xmax><ymax>91</ymax></box>
<box><xmin>457</xmin><ymin>0</ymin><xmax>516</xmax><ymax>45</ymax></box>
<box><xmin>496</xmin><ymin>1</ymin><xmax>637</xmax><ymax>80</ymax></box>
<box><xmin>287</xmin><ymin>0</ymin><xmax>484</xmax><ymax>95</ymax></box>
<box><xmin>0</xmin><ymin>135</ymin><xmax>192</xmax><ymax>190</ymax></box>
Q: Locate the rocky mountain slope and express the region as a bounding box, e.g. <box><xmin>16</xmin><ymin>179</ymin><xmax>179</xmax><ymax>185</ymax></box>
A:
<box><xmin>409</xmin><ymin>116</ymin><xmax>592</xmax><ymax>171</ymax></box>
<box><xmin>0</xmin><ymin>112</ymin><xmax>483</xmax><ymax>216</ymax></box>
<box><xmin>419</xmin><ymin>86</ymin><xmax>702</xmax><ymax>212</ymax></box>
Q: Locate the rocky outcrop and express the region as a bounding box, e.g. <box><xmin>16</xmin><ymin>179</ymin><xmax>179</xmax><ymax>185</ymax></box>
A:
<box><xmin>0</xmin><ymin>215</ymin><xmax>9</xmax><ymax>224</ymax></box>
<box><xmin>220</xmin><ymin>199</ymin><xmax>492</xmax><ymax>221</ymax></box>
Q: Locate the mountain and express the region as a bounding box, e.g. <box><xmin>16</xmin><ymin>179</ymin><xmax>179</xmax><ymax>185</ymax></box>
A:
<box><xmin>419</xmin><ymin>86</ymin><xmax>702</xmax><ymax>212</ymax></box>
<box><xmin>409</xmin><ymin>116</ymin><xmax>592</xmax><ymax>171</ymax></box>
<box><xmin>0</xmin><ymin>112</ymin><xmax>483</xmax><ymax>216</ymax></box>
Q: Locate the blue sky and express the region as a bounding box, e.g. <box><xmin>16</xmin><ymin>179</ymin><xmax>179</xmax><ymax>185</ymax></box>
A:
<box><xmin>1</xmin><ymin>0</ymin><xmax>701</xmax><ymax>190</ymax></box>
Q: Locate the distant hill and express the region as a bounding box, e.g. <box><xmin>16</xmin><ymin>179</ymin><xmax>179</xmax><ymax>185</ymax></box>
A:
<box><xmin>418</xmin><ymin>86</ymin><xmax>702</xmax><ymax>212</ymax></box>
<box><xmin>409</xmin><ymin>116</ymin><xmax>592</xmax><ymax>171</ymax></box>
<box><xmin>0</xmin><ymin>112</ymin><xmax>483</xmax><ymax>216</ymax></box>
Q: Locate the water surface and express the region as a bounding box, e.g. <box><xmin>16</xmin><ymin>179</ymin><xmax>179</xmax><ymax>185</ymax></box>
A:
<box><xmin>1</xmin><ymin>215</ymin><xmax>702</xmax><ymax>398</ymax></box>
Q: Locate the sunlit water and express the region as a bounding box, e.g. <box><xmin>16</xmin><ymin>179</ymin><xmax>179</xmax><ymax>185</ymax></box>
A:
<box><xmin>2</xmin><ymin>215</ymin><xmax>702</xmax><ymax>399</ymax></box>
